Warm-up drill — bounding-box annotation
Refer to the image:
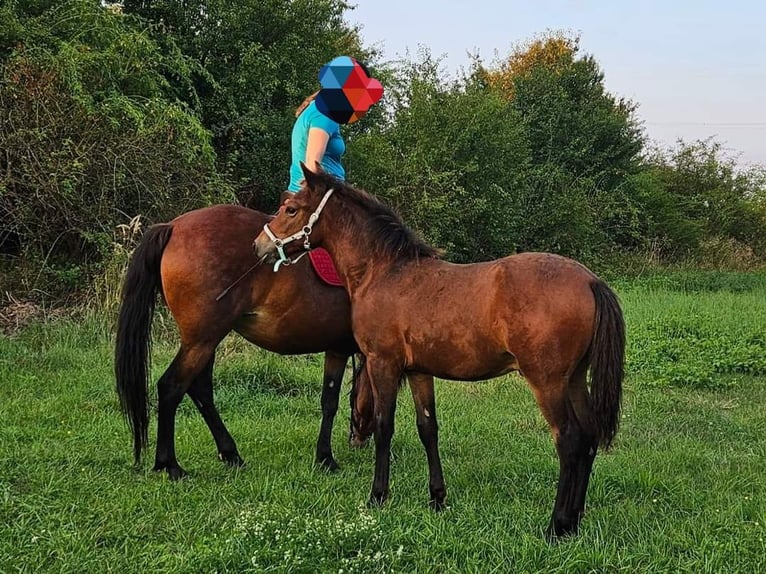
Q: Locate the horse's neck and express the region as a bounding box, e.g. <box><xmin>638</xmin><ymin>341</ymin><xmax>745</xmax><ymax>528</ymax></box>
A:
<box><xmin>320</xmin><ymin>205</ymin><xmax>388</xmax><ymax>294</ymax></box>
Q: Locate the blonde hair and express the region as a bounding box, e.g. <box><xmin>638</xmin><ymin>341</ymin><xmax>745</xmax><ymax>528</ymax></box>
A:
<box><xmin>295</xmin><ymin>91</ymin><xmax>320</xmax><ymax>117</ymax></box>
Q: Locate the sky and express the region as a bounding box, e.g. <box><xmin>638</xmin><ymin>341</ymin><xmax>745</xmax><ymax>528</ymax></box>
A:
<box><xmin>347</xmin><ymin>0</ymin><xmax>766</xmax><ymax>167</ymax></box>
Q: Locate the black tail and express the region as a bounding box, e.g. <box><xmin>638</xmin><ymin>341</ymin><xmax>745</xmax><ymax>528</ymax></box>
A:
<box><xmin>114</xmin><ymin>224</ymin><xmax>173</xmax><ymax>465</ymax></box>
<box><xmin>588</xmin><ymin>280</ymin><xmax>625</xmax><ymax>449</ymax></box>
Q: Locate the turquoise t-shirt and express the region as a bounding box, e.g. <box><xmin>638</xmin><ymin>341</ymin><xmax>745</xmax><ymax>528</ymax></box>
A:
<box><xmin>288</xmin><ymin>101</ymin><xmax>345</xmax><ymax>192</ymax></box>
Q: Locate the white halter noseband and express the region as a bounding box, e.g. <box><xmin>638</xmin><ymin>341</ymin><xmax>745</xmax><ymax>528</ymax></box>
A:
<box><xmin>261</xmin><ymin>188</ymin><xmax>335</xmax><ymax>271</ymax></box>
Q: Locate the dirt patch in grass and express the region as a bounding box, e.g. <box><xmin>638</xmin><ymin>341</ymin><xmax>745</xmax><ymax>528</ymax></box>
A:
<box><xmin>0</xmin><ymin>294</ymin><xmax>71</xmax><ymax>336</ymax></box>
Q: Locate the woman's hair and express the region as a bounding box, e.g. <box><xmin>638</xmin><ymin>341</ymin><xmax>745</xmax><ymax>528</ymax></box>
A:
<box><xmin>295</xmin><ymin>91</ymin><xmax>319</xmax><ymax>117</ymax></box>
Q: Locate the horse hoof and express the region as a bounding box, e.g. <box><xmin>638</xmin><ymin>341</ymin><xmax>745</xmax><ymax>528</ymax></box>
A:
<box><xmin>367</xmin><ymin>490</ymin><xmax>389</xmax><ymax>508</ymax></box>
<box><xmin>152</xmin><ymin>465</ymin><xmax>188</xmax><ymax>481</ymax></box>
<box><xmin>316</xmin><ymin>457</ymin><xmax>340</xmax><ymax>472</ymax></box>
<box><xmin>429</xmin><ymin>498</ymin><xmax>447</xmax><ymax>512</ymax></box>
<box><xmin>219</xmin><ymin>451</ymin><xmax>246</xmax><ymax>467</ymax></box>
<box><xmin>545</xmin><ymin>519</ymin><xmax>578</xmax><ymax>542</ymax></box>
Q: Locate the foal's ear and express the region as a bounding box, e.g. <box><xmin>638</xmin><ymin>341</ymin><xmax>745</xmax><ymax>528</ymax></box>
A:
<box><xmin>299</xmin><ymin>161</ymin><xmax>326</xmax><ymax>191</ymax></box>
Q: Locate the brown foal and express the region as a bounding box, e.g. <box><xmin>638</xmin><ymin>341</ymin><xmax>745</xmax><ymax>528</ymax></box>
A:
<box><xmin>254</xmin><ymin>164</ymin><xmax>625</xmax><ymax>539</ymax></box>
<box><xmin>115</xmin><ymin>204</ymin><xmax>358</xmax><ymax>479</ymax></box>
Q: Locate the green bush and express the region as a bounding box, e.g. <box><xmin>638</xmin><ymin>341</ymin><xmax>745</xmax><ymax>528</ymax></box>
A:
<box><xmin>0</xmin><ymin>1</ymin><xmax>229</xmax><ymax>296</ymax></box>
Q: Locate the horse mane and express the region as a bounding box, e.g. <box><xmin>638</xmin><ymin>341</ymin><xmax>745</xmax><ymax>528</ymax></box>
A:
<box><xmin>316</xmin><ymin>174</ymin><xmax>443</xmax><ymax>262</ymax></box>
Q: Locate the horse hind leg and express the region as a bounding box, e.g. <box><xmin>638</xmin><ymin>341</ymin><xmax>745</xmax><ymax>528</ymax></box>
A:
<box><xmin>186</xmin><ymin>354</ymin><xmax>244</xmax><ymax>468</ymax></box>
<box><xmin>153</xmin><ymin>344</ymin><xmax>215</xmax><ymax>480</ymax></box>
<box><xmin>566</xmin><ymin>364</ymin><xmax>598</xmax><ymax>528</ymax></box>
<box><xmin>529</xmin><ymin>363</ymin><xmax>597</xmax><ymax>540</ymax></box>
<box><xmin>314</xmin><ymin>351</ymin><xmax>349</xmax><ymax>472</ymax></box>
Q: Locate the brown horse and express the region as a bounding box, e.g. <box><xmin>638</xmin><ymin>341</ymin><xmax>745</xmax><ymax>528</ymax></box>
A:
<box><xmin>254</xmin><ymin>164</ymin><xmax>625</xmax><ymax>539</ymax></box>
<box><xmin>115</xmin><ymin>204</ymin><xmax>359</xmax><ymax>480</ymax></box>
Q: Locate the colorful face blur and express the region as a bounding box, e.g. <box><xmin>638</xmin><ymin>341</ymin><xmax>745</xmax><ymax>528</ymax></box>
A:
<box><xmin>315</xmin><ymin>56</ymin><xmax>383</xmax><ymax>124</ymax></box>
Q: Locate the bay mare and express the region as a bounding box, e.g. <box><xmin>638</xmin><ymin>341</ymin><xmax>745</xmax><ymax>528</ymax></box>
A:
<box><xmin>115</xmin><ymin>204</ymin><xmax>359</xmax><ymax>479</ymax></box>
<box><xmin>254</xmin><ymin>165</ymin><xmax>625</xmax><ymax>539</ymax></box>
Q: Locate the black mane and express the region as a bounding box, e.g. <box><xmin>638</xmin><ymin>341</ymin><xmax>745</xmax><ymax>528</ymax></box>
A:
<box><xmin>316</xmin><ymin>174</ymin><xmax>443</xmax><ymax>261</ymax></box>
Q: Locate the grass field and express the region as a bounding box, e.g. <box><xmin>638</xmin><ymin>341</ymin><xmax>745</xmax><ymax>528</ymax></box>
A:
<box><xmin>1</xmin><ymin>271</ymin><xmax>765</xmax><ymax>573</ymax></box>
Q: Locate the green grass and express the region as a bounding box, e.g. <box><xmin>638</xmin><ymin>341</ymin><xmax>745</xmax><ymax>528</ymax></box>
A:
<box><xmin>1</xmin><ymin>271</ymin><xmax>765</xmax><ymax>573</ymax></box>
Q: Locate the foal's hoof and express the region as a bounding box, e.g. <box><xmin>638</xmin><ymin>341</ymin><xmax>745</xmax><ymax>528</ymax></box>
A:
<box><xmin>153</xmin><ymin>463</ymin><xmax>188</xmax><ymax>481</ymax></box>
<box><xmin>545</xmin><ymin>519</ymin><xmax>579</xmax><ymax>543</ymax></box>
<box><xmin>367</xmin><ymin>490</ymin><xmax>389</xmax><ymax>509</ymax></box>
<box><xmin>219</xmin><ymin>451</ymin><xmax>246</xmax><ymax>468</ymax></box>
<box><xmin>429</xmin><ymin>498</ymin><xmax>448</xmax><ymax>512</ymax></box>
<box><xmin>316</xmin><ymin>456</ymin><xmax>341</xmax><ymax>473</ymax></box>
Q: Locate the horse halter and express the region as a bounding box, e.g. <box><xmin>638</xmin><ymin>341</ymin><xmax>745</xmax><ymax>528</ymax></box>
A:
<box><xmin>260</xmin><ymin>188</ymin><xmax>335</xmax><ymax>272</ymax></box>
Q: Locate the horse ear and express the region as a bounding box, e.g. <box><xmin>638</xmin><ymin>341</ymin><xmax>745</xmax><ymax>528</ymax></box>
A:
<box><xmin>299</xmin><ymin>161</ymin><xmax>324</xmax><ymax>191</ymax></box>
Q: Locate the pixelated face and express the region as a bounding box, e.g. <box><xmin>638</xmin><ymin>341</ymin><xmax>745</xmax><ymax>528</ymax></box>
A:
<box><xmin>315</xmin><ymin>56</ymin><xmax>383</xmax><ymax>124</ymax></box>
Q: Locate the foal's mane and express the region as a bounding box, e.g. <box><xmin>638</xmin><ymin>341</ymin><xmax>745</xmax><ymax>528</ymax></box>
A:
<box><xmin>314</xmin><ymin>174</ymin><xmax>443</xmax><ymax>262</ymax></box>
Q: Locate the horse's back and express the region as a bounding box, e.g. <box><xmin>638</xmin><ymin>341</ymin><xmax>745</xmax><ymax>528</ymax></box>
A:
<box><xmin>492</xmin><ymin>251</ymin><xmax>599</xmax><ymax>325</ymax></box>
<box><xmin>499</xmin><ymin>251</ymin><xmax>597</xmax><ymax>282</ymax></box>
<box><xmin>170</xmin><ymin>204</ymin><xmax>269</xmax><ymax>233</ymax></box>
<box><xmin>390</xmin><ymin>252</ymin><xmax>597</xmax><ymax>316</ymax></box>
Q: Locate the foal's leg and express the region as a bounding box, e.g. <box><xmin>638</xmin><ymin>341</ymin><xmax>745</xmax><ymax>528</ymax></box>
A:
<box><xmin>566</xmin><ymin>368</ymin><xmax>598</xmax><ymax>525</ymax></box>
<box><xmin>366</xmin><ymin>358</ymin><xmax>401</xmax><ymax>507</ymax></box>
<box><xmin>153</xmin><ymin>344</ymin><xmax>215</xmax><ymax>480</ymax></box>
<box><xmin>408</xmin><ymin>372</ymin><xmax>447</xmax><ymax>510</ymax></box>
<box><xmin>187</xmin><ymin>355</ymin><xmax>244</xmax><ymax>468</ymax></box>
<box><xmin>530</xmin><ymin>370</ymin><xmax>595</xmax><ymax>540</ymax></box>
<box><xmin>315</xmin><ymin>351</ymin><xmax>349</xmax><ymax>471</ymax></box>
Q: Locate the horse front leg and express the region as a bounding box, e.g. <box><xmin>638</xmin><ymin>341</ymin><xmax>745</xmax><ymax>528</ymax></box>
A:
<box><xmin>366</xmin><ymin>358</ymin><xmax>401</xmax><ymax>507</ymax></box>
<box><xmin>408</xmin><ymin>372</ymin><xmax>446</xmax><ymax>510</ymax></box>
<box><xmin>315</xmin><ymin>351</ymin><xmax>349</xmax><ymax>471</ymax></box>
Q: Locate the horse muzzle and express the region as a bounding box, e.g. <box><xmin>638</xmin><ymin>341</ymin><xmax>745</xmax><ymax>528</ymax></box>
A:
<box><xmin>252</xmin><ymin>233</ymin><xmax>276</xmax><ymax>260</ymax></box>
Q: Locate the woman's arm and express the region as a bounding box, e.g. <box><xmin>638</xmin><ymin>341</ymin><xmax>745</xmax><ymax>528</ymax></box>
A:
<box><xmin>305</xmin><ymin>127</ymin><xmax>330</xmax><ymax>172</ymax></box>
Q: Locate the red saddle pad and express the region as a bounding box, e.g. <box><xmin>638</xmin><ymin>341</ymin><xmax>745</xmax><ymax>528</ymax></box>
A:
<box><xmin>309</xmin><ymin>248</ymin><xmax>343</xmax><ymax>287</ymax></box>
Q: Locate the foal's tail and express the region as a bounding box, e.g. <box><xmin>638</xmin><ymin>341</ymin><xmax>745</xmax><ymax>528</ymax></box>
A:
<box><xmin>588</xmin><ymin>280</ymin><xmax>625</xmax><ymax>449</ymax></box>
<box><xmin>114</xmin><ymin>223</ymin><xmax>173</xmax><ymax>465</ymax></box>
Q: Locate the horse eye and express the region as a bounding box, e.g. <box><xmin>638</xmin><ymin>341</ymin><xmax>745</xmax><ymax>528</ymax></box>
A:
<box><xmin>285</xmin><ymin>206</ymin><xmax>297</xmax><ymax>216</ymax></box>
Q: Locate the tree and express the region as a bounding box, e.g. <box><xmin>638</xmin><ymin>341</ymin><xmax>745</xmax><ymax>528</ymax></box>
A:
<box><xmin>0</xmin><ymin>0</ymin><xmax>224</xmax><ymax>295</ymax></box>
<box><xmin>478</xmin><ymin>32</ymin><xmax>646</xmax><ymax>259</ymax></box>
<box><xmin>347</xmin><ymin>51</ymin><xmax>530</xmax><ymax>262</ymax></box>
<box><xmin>641</xmin><ymin>139</ymin><xmax>766</xmax><ymax>259</ymax></box>
<box><xmin>121</xmin><ymin>0</ymin><xmax>371</xmax><ymax>210</ymax></box>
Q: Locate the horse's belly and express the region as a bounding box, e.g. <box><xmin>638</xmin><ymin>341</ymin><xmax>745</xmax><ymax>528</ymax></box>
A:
<box><xmin>429</xmin><ymin>362</ymin><xmax>518</xmax><ymax>382</ymax></box>
<box><xmin>234</xmin><ymin>312</ymin><xmax>349</xmax><ymax>355</ymax></box>
<box><xmin>409</xmin><ymin>343</ymin><xmax>519</xmax><ymax>382</ymax></box>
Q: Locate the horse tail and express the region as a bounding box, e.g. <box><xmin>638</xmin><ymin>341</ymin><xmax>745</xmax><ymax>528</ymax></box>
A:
<box><xmin>588</xmin><ymin>280</ymin><xmax>625</xmax><ymax>449</ymax></box>
<box><xmin>114</xmin><ymin>223</ymin><xmax>173</xmax><ymax>465</ymax></box>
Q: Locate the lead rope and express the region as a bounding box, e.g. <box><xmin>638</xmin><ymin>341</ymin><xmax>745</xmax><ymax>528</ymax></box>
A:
<box><xmin>214</xmin><ymin>260</ymin><xmax>264</xmax><ymax>301</ymax></box>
